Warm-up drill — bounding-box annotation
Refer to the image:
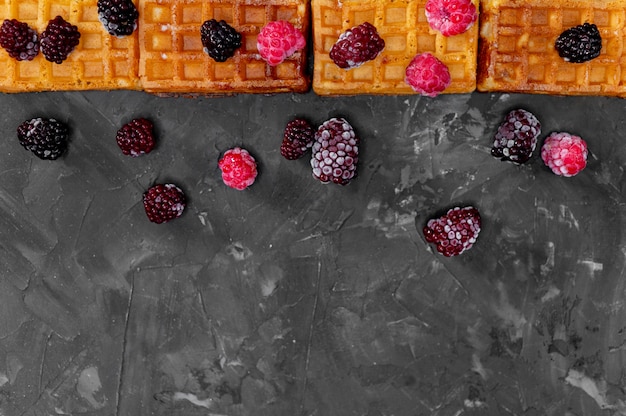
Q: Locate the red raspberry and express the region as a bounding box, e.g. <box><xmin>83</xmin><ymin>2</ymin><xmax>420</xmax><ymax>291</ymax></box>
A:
<box><xmin>491</xmin><ymin>109</ymin><xmax>541</xmax><ymax>164</ymax></box>
<box><xmin>425</xmin><ymin>0</ymin><xmax>478</xmax><ymax>37</ymax></box>
<box><xmin>281</xmin><ymin>118</ymin><xmax>314</xmax><ymax>160</ymax></box>
<box><xmin>329</xmin><ymin>22</ymin><xmax>385</xmax><ymax>69</ymax></box>
<box><xmin>256</xmin><ymin>20</ymin><xmax>305</xmax><ymax>66</ymax></box>
<box><xmin>405</xmin><ymin>52</ymin><xmax>451</xmax><ymax>97</ymax></box>
<box><xmin>423</xmin><ymin>206</ymin><xmax>481</xmax><ymax>257</ymax></box>
<box><xmin>116</xmin><ymin>118</ymin><xmax>155</xmax><ymax>157</ymax></box>
<box><xmin>143</xmin><ymin>184</ymin><xmax>186</xmax><ymax>224</ymax></box>
<box><xmin>311</xmin><ymin>117</ymin><xmax>359</xmax><ymax>185</ymax></box>
<box><xmin>219</xmin><ymin>147</ymin><xmax>258</xmax><ymax>190</ymax></box>
<box><xmin>541</xmin><ymin>132</ymin><xmax>588</xmax><ymax>177</ymax></box>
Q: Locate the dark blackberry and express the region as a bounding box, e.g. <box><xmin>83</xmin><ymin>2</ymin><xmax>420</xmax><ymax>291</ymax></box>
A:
<box><xmin>40</xmin><ymin>16</ymin><xmax>81</xmax><ymax>64</ymax></box>
<box><xmin>423</xmin><ymin>206</ymin><xmax>481</xmax><ymax>257</ymax></box>
<box><xmin>491</xmin><ymin>109</ymin><xmax>541</xmax><ymax>164</ymax></box>
<box><xmin>280</xmin><ymin>118</ymin><xmax>314</xmax><ymax>160</ymax></box>
<box><xmin>555</xmin><ymin>23</ymin><xmax>602</xmax><ymax>63</ymax></box>
<box><xmin>329</xmin><ymin>22</ymin><xmax>385</xmax><ymax>69</ymax></box>
<box><xmin>310</xmin><ymin>117</ymin><xmax>359</xmax><ymax>185</ymax></box>
<box><xmin>143</xmin><ymin>184</ymin><xmax>186</xmax><ymax>224</ymax></box>
<box><xmin>0</xmin><ymin>19</ymin><xmax>39</xmax><ymax>61</ymax></box>
<box><xmin>17</xmin><ymin>118</ymin><xmax>69</xmax><ymax>160</ymax></box>
<box><xmin>200</xmin><ymin>19</ymin><xmax>242</xmax><ymax>62</ymax></box>
<box><xmin>97</xmin><ymin>0</ymin><xmax>139</xmax><ymax>37</ymax></box>
<box><xmin>116</xmin><ymin>118</ymin><xmax>155</xmax><ymax>157</ymax></box>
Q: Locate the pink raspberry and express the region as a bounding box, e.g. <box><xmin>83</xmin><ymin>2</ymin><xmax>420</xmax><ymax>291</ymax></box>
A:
<box><xmin>218</xmin><ymin>147</ymin><xmax>258</xmax><ymax>190</ymax></box>
<box><xmin>405</xmin><ymin>52</ymin><xmax>451</xmax><ymax>97</ymax></box>
<box><xmin>425</xmin><ymin>0</ymin><xmax>478</xmax><ymax>37</ymax></box>
<box><xmin>256</xmin><ymin>20</ymin><xmax>305</xmax><ymax>66</ymax></box>
<box><xmin>541</xmin><ymin>132</ymin><xmax>588</xmax><ymax>177</ymax></box>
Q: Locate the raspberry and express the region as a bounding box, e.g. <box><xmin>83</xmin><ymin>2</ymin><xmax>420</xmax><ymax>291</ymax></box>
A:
<box><xmin>280</xmin><ymin>118</ymin><xmax>314</xmax><ymax>160</ymax></box>
<box><xmin>200</xmin><ymin>19</ymin><xmax>242</xmax><ymax>62</ymax></box>
<box><xmin>405</xmin><ymin>52</ymin><xmax>451</xmax><ymax>97</ymax></box>
<box><xmin>143</xmin><ymin>184</ymin><xmax>186</xmax><ymax>224</ymax></box>
<box><xmin>423</xmin><ymin>206</ymin><xmax>481</xmax><ymax>257</ymax></box>
<box><xmin>256</xmin><ymin>20</ymin><xmax>306</xmax><ymax>66</ymax></box>
<box><xmin>425</xmin><ymin>0</ymin><xmax>478</xmax><ymax>37</ymax></box>
<box><xmin>310</xmin><ymin>117</ymin><xmax>359</xmax><ymax>185</ymax></box>
<box><xmin>329</xmin><ymin>22</ymin><xmax>385</xmax><ymax>69</ymax></box>
<box><xmin>40</xmin><ymin>16</ymin><xmax>80</xmax><ymax>64</ymax></box>
<box><xmin>116</xmin><ymin>118</ymin><xmax>155</xmax><ymax>157</ymax></box>
<box><xmin>0</xmin><ymin>19</ymin><xmax>39</xmax><ymax>61</ymax></box>
<box><xmin>97</xmin><ymin>0</ymin><xmax>139</xmax><ymax>37</ymax></box>
<box><xmin>218</xmin><ymin>147</ymin><xmax>258</xmax><ymax>190</ymax></box>
<box><xmin>541</xmin><ymin>132</ymin><xmax>588</xmax><ymax>177</ymax></box>
<box><xmin>555</xmin><ymin>23</ymin><xmax>602</xmax><ymax>63</ymax></box>
<box><xmin>17</xmin><ymin>118</ymin><xmax>68</xmax><ymax>160</ymax></box>
<box><xmin>491</xmin><ymin>109</ymin><xmax>541</xmax><ymax>164</ymax></box>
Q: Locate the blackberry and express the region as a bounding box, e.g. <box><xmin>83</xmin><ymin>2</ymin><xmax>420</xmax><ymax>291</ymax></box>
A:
<box><xmin>143</xmin><ymin>184</ymin><xmax>186</xmax><ymax>224</ymax></box>
<box><xmin>423</xmin><ymin>206</ymin><xmax>481</xmax><ymax>257</ymax></box>
<box><xmin>329</xmin><ymin>22</ymin><xmax>385</xmax><ymax>69</ymax></box>
<box><xmin>555</xmin><ymin>23</ymin><xmax>602</xmax><ymax>63</ymax></box>
<box><xmin>97</xmin><ymin>0</ymin><xmax>139</xmax><ymax>37</ymax></box>
<box><xmin>116</xmin><ymin>118</ymin><xmax>155</xmax><ymax>157</ymax></box>
<box><xmin>40</xmin><ymin>16</ymin><xmax>80</xmax><ymax>64</ymax></box>
<box><xmin>280</xmin><ymin>118</ymin><xmax>314</xmax><ymax>160</ymax></box>
<box><xmin>0</xmin><ymin>19</ymin><xmax>39</xmax><ymax>61</ymax></box>
<box><xmin>17</xmin><ymin>118</ymin><xmax>69</xmax><ymax>160</ymax></box>
<box><xmin>491</xmin><ymin>109</ymin><xmax>541</xmax><ymax>164</ymax></box>
<box><xmin>311</xmin><ymin>117</ymin><xmax>359</xmax><ymax>185</ymax></box>
<box><xmin>200</xmin><ymin>19</ymin><xmax>242</xmax><ymax>62</ymax></box>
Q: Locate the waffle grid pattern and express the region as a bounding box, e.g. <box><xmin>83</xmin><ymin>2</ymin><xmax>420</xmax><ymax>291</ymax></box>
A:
<box><xmin>138</xmin><ymin>0</ymin><xmax>309</xmax><ymax>94</ymax></box>
<box><xmin>0</xmin><ymin>0</ymin><xmax>140</xmax><ymax>92</ymax></box>
<box><xmin>478</xmin><ymin>0</ymin><xmax>626</xmax><ymax>96</ymax></box>
<box><xmin>312</xmin><ymin>0</ymin><xmax>478</xmax><ymax>96</ymax></box>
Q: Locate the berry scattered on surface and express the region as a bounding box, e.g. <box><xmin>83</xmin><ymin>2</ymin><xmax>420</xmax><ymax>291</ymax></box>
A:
<box><xmin>219</xmin><ymin>147</ymin><xmax>258</xmax><ymax>190</ymax></box>
<box><xmin>17</xmin><ymin>118</ymin><xmax>68</xmax><ymax>160</ymax></box>
<box><xmin>423</xmin><ymin>206</ymin><xmax>481</xmax><ymax>257</ymax></box>
<box><xmin>491</xmin><ymin>109</ymin><xmax>541</xmax><ymax>164</ymax></box>
<box><xmin>541</xmin><ymin>132</ymin><xmax>588</xmax><ymax>177</ymax></box>
<box><xmin>116</xmin><ymin>118</ymin><xmax>155</xmax><ymax>157</ymax></box>
<box><xmin>281</xmin><ymin>118</ymin><xmax>314</xmax><ymax>160</ymax></box>
<box><xmin>97</xmin><ymin>0</ymin><xmax>139</xmax><ymax>37</ymax></box>
<box><xmin>143</xmin><ymin>184</ymin><xmax>186</xmax><ymax>224</ymax></box>
<box><xmin>425</xmin><ymin>0</ymin><xmax>478</xmax><ymax>37</ymax></box>
<box><xmin>405</xmin><ymin>52</ymin><xmax>451</xmax><ymax>97</ymax></box>
<box><xmin>329</xmin><ymin>22</ymin><xmax>385</xmax><ymax>69</ymax></box>
<box><xmin>256</xmin><ymin>20</ymin><xmax>306</xmax><ymax>66</ymax></box>
<box><xmin>555</xmin><ymin>23</ymin><xmax>602</xmax><ymax>63</ymax></box>
<box><xmin>200</xmin><ymin>19</ymin><xmax>242</xmax><ymax>62</ymax></box>
<box><xmin>311</xmin><ymin>117</ymin><xmax>359</xmax><ymax>185</ymax></box>
<box><xmin>0</xmin><ymin>19</ymin><xmax>39</xmax><ymax>61</ymax></box>
<box><xmin>40</xmin><ymin>16</ymin><xmax>80</xmax><ymax>64</ymax></box>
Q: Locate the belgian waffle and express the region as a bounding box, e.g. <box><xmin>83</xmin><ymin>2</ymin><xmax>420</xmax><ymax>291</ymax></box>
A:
<box><xmin>477</xmin><ymin>0</ymin><xmax>626</xmax><ymax>97</ymax></box>
<box><xmin>311</xmin><ymin>0</ymin><xmax>479</xmax><ymax>96</ymax></box>
<box><xmin>0</xmin><ymin>0</ymin><xmax>140</xmax><ymax>92</ymax></box>
<box><xmin>138</xmin><ymin>0</ymin><xmax>310</xmax><ymax>95</ymax></box>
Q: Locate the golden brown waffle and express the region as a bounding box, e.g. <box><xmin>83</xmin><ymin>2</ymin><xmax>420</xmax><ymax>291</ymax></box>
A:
<box><xmin>311</xmin><ymin>0</ymin><xmax>478</xmax><ymax>96</ymax></box>
<box><xmin>478</xmin><ymin>0</ymin><xmax>626</xmax><ymax>96</ymax></box>
<box><xmin>138</xmin><ymin>0</ymin><xmax>310</xmax><ymax>95</ymax></box>
<box><xmin>0</xmin><ymin>0</ymin><xmax>140</xmax><ymax>92</ymax></box>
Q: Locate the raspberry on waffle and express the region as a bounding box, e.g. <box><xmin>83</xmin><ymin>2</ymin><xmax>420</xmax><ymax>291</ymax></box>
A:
<box><xmin>0</xmin><ymin>0</ymin><xmax>140</xmax><ymax>92</ymax></box>
<box><xmin>311</xmin><ymin>0</ymin><xmax>479</xmax><ymax>96</ymax></box>
<box><xmin>138</xmin><ymin>0</ymin><xmax>310</xmax><ymax>95</ymax></box>
<box><xmin>478</xmin><ymin>0</ymin><xmax>626</xmax><ymax>97</ymax></box>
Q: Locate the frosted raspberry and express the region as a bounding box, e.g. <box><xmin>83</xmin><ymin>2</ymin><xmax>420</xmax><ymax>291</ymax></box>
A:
<box><xmin>491</xmin><ymin>109</ymin><xmax>541</xmax><ymax>164</ymax></box>
<box><xmin>219</xmin><ymin>147</ymin><xmax>258</xmax><ymax>190</ymax></box>
<box><xmin>329</xmin><ymin>22</ymin><xmax>385</xmax><ymax>69</ymax></box>
<box><xmin>425</xmin><ymin>0</ymin><xmax>478</xmax><ymax>37</ymax></box>
<box><xmin>423</xmin><ymin>206</ymin><xmax>481</xmax><ymax>257</ymax></box>
<box><xmin>143</xmin><ymin>184</ymin><xmax>186</xmax><ymax>224</ymax></box>
<box><xmin>311</xmin><ymin>117</ymin><xmax>359</xmax><ymax>185</ymax></box>
<box><xmin>256</xmin><ymin>20</ymin><xmax>305</xmax><ymax>66</ymax></box>
<box><xmin>541</xmin><ymin>132</ymin><xmax>588</xmax><ymax>177</ymax></box>
<box><xmin>116</xmin><ymin>118</ymin><xmax>155</xmax><ymax>157</ymax></box>
<box><xmin>405</xmin><ymin>52</ymin><xmax>451</xmax><ymax>97</ymax></box>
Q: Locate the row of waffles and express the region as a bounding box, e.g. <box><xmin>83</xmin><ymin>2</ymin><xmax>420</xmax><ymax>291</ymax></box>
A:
<box><xmin>1</xmin><ymin>0</ymin><xmax>625</xmax><ymax>96</ymax></box>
